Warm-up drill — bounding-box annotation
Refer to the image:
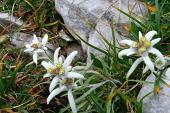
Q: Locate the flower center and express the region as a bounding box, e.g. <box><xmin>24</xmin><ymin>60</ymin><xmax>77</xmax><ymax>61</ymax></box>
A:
<box><xmin>155</xmin><ymin>59</ymin><xmax>164</xmax><ymax>69</ymax></box>
<box><xmin>50</xmin><ymin>63</ymin><xmax>65</xmax><ymax>76</ymax></box>
<box><xmin>132</xmin><ymin>36</ymin><xmax>151</xmax><ymax>54</ymax></box>
<box><xmin>61</xmin><ymin>78</ymin><xmax>74</xmax><ymax>86</ymax></box>
<box><xmin>32</xmin><ymin>43</ymin><xmax>41</xmax><ymax>49</ymax></box>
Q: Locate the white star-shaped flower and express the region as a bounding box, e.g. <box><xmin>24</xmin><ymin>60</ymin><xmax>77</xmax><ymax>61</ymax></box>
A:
<box><xmin>41</xmin><ymin>48</ymin><xmax>84</xmax><ymax>84</ymax></box>
<box><xmin>47</xmin><ymin>77</ymin><xmax>78</xmax><ymax>113</ymax></box>
<box><xmin>41</xmin><ymin>47</ymin><xmax>84</xmax><ymax>113</ymax></box>
<box><xmin>24</xmin><ymin>34</ymin><xmax>48</xmax><ymax>64</ymax></box>
<box><xmin>118</xmin><ymin>30</ymin><xmax>165</xmax><ymax>78</ymax></box>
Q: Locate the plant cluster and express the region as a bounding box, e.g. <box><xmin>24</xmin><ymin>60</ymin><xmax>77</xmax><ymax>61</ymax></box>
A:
<box><xmin>0</xmin><ymin>0</ymin><xmax>170</xmax><ymax>113</ymax></box>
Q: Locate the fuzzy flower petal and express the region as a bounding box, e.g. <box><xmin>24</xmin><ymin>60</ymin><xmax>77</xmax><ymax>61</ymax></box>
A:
<box><xmin>33</xmin><ymin>34</ymin><xmax>39</xmax><ymax>43</ymax></box>
<box><xmin>47</xmin><ymin>86</ymin><xmax>67</xmax><ymax>104</ymax></box>
<box><xmin>58</xmin><ymin>56</ymin><xmax>63</xmax><ymax>64</ymax></box>
<box><xmin>142</xmin><ymin>55</ymin><xmax>154</xmax><ymax>71</ymax></box>
<box><xmin>151</xmin><ymin>38</ymin><xmax>161</xmax><ymax>46</ymax></box>
<box><xmin>25</xmin><ymin>44</ymin><xmax>31</xmax><ymax>49</ymax></box>
<box><xmin>43</xmin><ymin>73</ymin><xmax>51</xmax><ymax>78</ymax></box>
<box><xmin>65</xmin><ymin>72</ymin><xmax>84</xmax><ymax>79</ymax></box>
<box><xmin>63</xmin><ymin>51</ymin><xmax>78</xmax><ymax>68</ymax></box>
<box><xmin>33</xmin><ymin>51</ymin><xmax>38</xmax><ymax>64</ymax></box>
<box><xmin>118</xmin><ymin>48</ymin><xmax>135</xmax><ymax>59</ymax></box>
<box><xmin>126</xmin><ymin>49</ymin><xmax>136</xmax><ymax>56</ymax></box>
<box><xmin>54</xmin><ymin>47</ymin><xmax>61</xmax><ymax>64</ymax></box>
<box><xmin>49</xmin><ymin>77</ymin><xmax>60</xmax><ymax>92</ymax></box>
<box><xmin>120</xmin><ymin>40</ymin><xmax>134</xmax><ymax>46</ymax></box>
<box><xmin>143</xmin><ymin>66</ymin><xmax>149</xmax><ymax>74</ymax></box>
<box><xmin>42</xmin><ymin>46</ymin><xmax>48</xmax><ymax>50</ymax></box>
<box><xmin>127</xmin><ymin>58</ymin><xmax>143</xmax><ymax>78</ymax></box>
<box><xmin>36</xmin><ymin>49</ymin><xmax>44</xmax><ymax>53</ymax></box>
<box><xmin>145</xmin><ymin>30</ymin><xmax>157</xmax><ymax>41</ymax></box>
<box><xmin>139</xmin><ymin>31</ymin><xmax>143</xmax><ymax>40</ymax></box>
<box><xmin>24</xmin><ymin>48</ymin><xmax>34</xmax><ymax>52</ymax></box>
<box><xmin>149</xmin><ymin>48</ymin><xmax>165</xmax><ymax>64</ymax></box>
<box><xmin>41</xmin><ymin>61</ymin><xmax>54</xmax><ymax>70</ymax></box>
<box><xmin>65</xmin><ymin>66</ymin><xmax>72</xmax><ymax>72</ymax></box>
<box><xmin>68</xmin><ymin>89</ymin><xmax>77</xmax><ymax>113</ymax></box>
<box><xmin>42</xmin><ymin>34</ymin><xmax>48</xmax><ymax>45</ymax></box>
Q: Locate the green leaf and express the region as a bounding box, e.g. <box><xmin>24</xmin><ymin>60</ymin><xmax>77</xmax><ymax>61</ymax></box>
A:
<box><xmin>106</xmin><ymin>88</ymin><xmax>115</xmax><ymax>113</ymax></box>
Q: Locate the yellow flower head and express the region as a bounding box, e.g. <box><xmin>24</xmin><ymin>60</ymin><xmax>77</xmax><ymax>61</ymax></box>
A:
<box><xmin>49</xmin><ymin>63</ymin><xmax>65</xmax><ymax>76</ymax></box>
<box><xmin>32</xmin><ymin>43</ymin><xmax>42</xmax><ymax>49</ymax></box>
<box><xmin>132</xmin><ymin>36</ymin><xmax>151</xmax><ymax>54</ymax></box>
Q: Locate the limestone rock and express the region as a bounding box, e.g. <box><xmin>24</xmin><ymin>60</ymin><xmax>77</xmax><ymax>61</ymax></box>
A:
<box><xmin>67</xmin><ymin>42</ymin><xmax>83</xmax><ymax>58</ymax></box>
<box><xmin>0</xmin><ymin>13</ymin><xmax>55</xmax><ymax>51</ymax></box>
<box><xmin>11</xmin><ymin>32</ymin><xmax>55</xmax><ymax>52</ymax></box>
<box><xmin>0</xmin><ymin>13</ymin><xmax>56</xmax><ymax>59</ymax></box>
<box><xmin>58</xmin><ymin>30</ymin><xmax>73</xmax><ymax>42</ymax></box>
<box><xmin>55</xmin><ymin>0</ymin><xmax>148</xmax><ymax>55</ymax></box>
<box><xmin>0</xmin><ymin>13</ymin><xmax>23</xmax><ymax>33</ymax></box>
<box><xmin>11</xmin><ymin>32</ymin><xmax>32</xmax><ymax>48</ymax></box>
<box><xmin>137</xmin><ymin>68</ymin><xmax>170</xmax><ymax>113</ymax></box>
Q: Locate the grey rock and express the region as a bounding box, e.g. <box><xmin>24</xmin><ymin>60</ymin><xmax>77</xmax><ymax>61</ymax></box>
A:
<box><xmin>11</xmin><ymin>32</ymin><xmax>55</xmax><ymax>52</ymax></box>
<box><xmin>0</xmin><ymin>13</ymin><xmax>56</xmax><ymax>60</ymax></box>
<box><xmin>0</xmin><ymin>13</ymin><xmax>23</xmax><ymax>25</ymax></box>
<box><xmin>0</xmin><ymin>13</ymin><xmax>55</xmax><ymax>52</ymax></box>
<box><xmin>58</xmin><ymin>30</ymin><xmax>73</xmax><ymax>42</ymax></box>
<box><xmin>67</xmin><ymin>42</ymin><xmax>83</xmax><ymax>58</ymax></box>
<box><xmin>11</xmin><ymin>32</ymin><xmax>32</xmax><ymax>48</ymax></box>
<box><xmin>11</xmin><ymin>32</ymin><xmax>56</xmax><ymax>59</ymax></box>
<box><xmin>137</xmin><ymin>68</ymin><xmax>170</xmax><ymax>113</ymax></box>
<box><xmin>55</xmin><ymin>0</ymin><xmax>148</xmax><ymax>55</ymax></box>
<box><xmin>0</xmin><ymin>13</ymin><xmax>27</xmax><ymax>46</ymax></box>
<box><xmin>0</xmin><ymin>13</ymin><xmax>23</xmax><ymax>33</ymax></box>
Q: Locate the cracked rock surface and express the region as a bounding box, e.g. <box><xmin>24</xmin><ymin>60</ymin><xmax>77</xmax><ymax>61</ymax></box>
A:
<box><xmin>55</xmin><ymin>0</ymin><xmax>148</xmax><ymax>56</ymax></box>
<box><xmin>138</xmin><ymin>68</ymin><xmax>170</xmax><ymax>113</ymax></box>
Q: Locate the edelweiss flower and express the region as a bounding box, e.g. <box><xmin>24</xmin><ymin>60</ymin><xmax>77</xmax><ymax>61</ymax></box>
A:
<box><xmin>47</xmin><ymin>77</ymin><xmax>78</xmax><ymax>113</ymax></box>
<box><xmin>41</xmin><ymin>48</ymin><xmax>84</xmax><ymax>84</ymax></box>
<box><xmin>24</xmin><ymin>34</ymin><xmax>48</xmax><ymax>64</ymax></box>
<box><xmin>143</xmin><ymin>57</ymin><xmax>168</xmax><ymax>74</ymax></box>
<box><xmin>118</xmin><ymin>30</ymin><xmax>165</xmax><ymax>78</ymax></box>
<box><xmin>41</xmin><ymin>47</ymin><xmax>84</xmax><ymax>113</ymax></box>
